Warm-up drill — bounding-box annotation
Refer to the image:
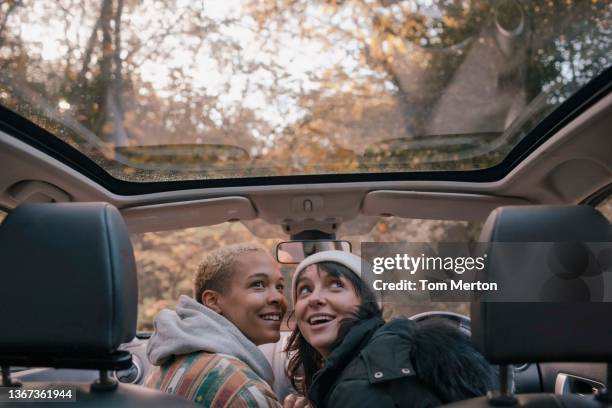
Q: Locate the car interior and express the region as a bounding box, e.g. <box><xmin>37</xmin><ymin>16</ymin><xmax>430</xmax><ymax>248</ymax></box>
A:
<box><xmin>1</xmin><ymin>91</ymin><xmax>611</xmax><ymax>406</ymax></box>
<box><xmin>0</xmin><ymin>1</ymin><xmax>611</xmax><ymax>407</ymax></box>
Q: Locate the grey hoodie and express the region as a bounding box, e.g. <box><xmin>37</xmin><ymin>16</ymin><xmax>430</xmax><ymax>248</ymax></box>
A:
<box><xmin>146</xmin><ymin>295</ymin><xmax>274</xmax><ymax>385</ymax></box>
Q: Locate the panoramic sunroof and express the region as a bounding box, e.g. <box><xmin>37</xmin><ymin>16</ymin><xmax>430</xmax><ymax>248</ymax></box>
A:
<box><xmin>0</xmin><ymin>0</ymin><xmax>610</xmax><ymax>185</ymax></box>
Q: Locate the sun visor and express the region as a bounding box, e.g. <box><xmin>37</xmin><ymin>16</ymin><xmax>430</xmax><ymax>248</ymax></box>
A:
<box><xmin>122</xmin><ymin>196</ymin><xmax>257</xmax><ymax>233</ymax></box>
<box><xmin>362</xmin><ymin>190</ymin><xmax>530</xmax><ymax>221</ymax></box>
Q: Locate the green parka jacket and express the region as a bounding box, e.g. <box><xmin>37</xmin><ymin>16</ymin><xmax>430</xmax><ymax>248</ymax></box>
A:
<box><xmin>307</xmin><ymin>317</ymin><xmax>495</xmax><ymax>408</ymax></box>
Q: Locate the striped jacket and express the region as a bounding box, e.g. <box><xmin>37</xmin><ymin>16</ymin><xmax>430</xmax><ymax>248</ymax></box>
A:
<box><xmin>145</xmin><ymin>351</ymin><xmax>282</xmax><ymax>408</ymax></box>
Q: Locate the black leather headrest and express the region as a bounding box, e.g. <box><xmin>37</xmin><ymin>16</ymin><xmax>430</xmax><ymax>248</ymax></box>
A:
<box><xmin>472</xmin><ymin>205</ymin><xmax>612</xmax><ymax>363</ymax></box>
<box><xmin>0</xmin><ymin>203</ymin><xmax>137</xmax><ymax>355</ymax></box>
<box><xmin>479</xmin><ymin>205</ymin><xmax>610</xmax><ymax>243</ymax></box>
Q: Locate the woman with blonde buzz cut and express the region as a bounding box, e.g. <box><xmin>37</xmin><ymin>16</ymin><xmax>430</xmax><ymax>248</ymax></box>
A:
<box><xmin>145</xmin><ymin>243</ymin><xmax>287</xmax><ymax>408</ymax></box>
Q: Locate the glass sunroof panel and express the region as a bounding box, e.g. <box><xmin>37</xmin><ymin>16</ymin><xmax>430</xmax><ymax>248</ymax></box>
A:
<box><xmin>0</xmin><ymin>0</ymin><xmax>610</xmax><ymax>182</ymax></box>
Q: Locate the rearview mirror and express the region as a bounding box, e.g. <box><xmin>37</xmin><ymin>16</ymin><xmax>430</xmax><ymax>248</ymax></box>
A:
<box><xmin>276</xmin><ymin>240</ymin><xmax>352</xmax><ymax>264</ymax></box>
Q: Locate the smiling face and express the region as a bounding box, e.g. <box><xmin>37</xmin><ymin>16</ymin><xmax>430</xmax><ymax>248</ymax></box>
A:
<box><xmin>214</xmin><ymin>251</ymin><xmax>287</xmax><ymax>345</ymax></box>
<box><xmin>294</xmin><ymin>264</ymin><xmax>361</xmax><ymax>357</ymax></box>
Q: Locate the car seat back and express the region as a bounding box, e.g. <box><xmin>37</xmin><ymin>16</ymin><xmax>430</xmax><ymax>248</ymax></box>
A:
<box><xmin>0</xmin><ymin>203</ymin><xmax>197</xmax><ymax>407</ymax></box>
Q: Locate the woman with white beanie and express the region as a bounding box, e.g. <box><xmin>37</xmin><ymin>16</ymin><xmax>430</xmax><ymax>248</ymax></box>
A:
<box><xmin>284</xmin><ymin>250</ymin><xmax>495</xmax><ymax>408</ymax></box>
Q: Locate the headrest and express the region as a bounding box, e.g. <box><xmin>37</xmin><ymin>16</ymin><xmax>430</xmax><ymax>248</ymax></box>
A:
<box><xmin>472</xmin><ymin>205</ymin><xmax>612</xmax><ymax>363</ymax></box>
<box><xmin>0</xmin><ymin>203</ymin><xmax>137</xmax><ymax>357</ymax></box>
<box><xmin>479</xmin><ymin>205</ymin><xmax>610</xmax><ymax>243</ymax></box>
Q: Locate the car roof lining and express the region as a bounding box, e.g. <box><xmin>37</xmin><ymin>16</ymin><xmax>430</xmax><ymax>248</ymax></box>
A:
<box><xmin>0</xmin><ymin>91</ymin><xmax>610</xmax><ymax>233</ymax></box>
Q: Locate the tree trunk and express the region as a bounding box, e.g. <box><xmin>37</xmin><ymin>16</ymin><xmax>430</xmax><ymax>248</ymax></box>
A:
<box><xmin>110</xmin><ymin>0</ymin><xmax>128</xmax><ymax>146</ymax></box>
<box><xmin>93</xmin><ymin>0</ymin><xmax>115</xmax><ymax>140</ymax></box>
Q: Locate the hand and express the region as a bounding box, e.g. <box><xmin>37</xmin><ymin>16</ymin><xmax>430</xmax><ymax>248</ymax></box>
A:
<box><xmin>283</xmin><ymin>393</ymin><xmax>310</xmax><ymax>408</ymax></box>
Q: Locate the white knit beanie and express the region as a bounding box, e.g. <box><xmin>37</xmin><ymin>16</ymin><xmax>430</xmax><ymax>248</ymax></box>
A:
<box><xmin>291</xmin><ymin>250</ymin><xmax>363</xmax><ymax>306</ymax></box>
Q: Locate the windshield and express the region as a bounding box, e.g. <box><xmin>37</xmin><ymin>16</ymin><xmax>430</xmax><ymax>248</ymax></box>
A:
<box><xmin>1</xmin><ymin>1</ymin><xmax>610</xmax><ymax>182</ymax></box>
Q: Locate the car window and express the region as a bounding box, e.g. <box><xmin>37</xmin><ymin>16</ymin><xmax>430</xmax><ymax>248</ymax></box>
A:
<box><xmin>132</xmin><ymin>216</ymin><xmax>479</xmax><ymax>332</ymax></box>
<box><xmin>596</xmin><ymin>194</ymin><xmax>612</xmax><ymax>222</ymax></box>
